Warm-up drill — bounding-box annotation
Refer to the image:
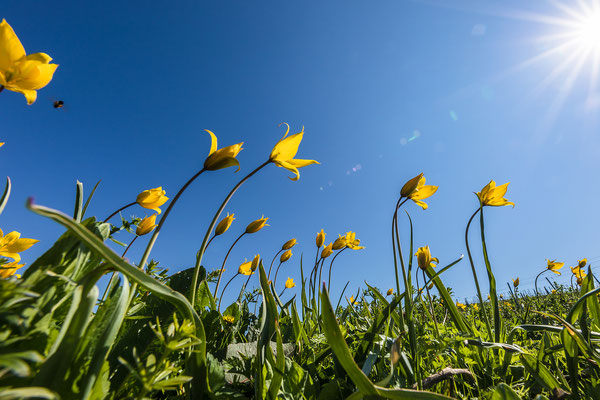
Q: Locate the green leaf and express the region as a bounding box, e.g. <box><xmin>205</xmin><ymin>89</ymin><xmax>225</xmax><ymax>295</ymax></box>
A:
<box><xmin>520</xmin><ymin>353</ymin><xmax>564</xmax><ymax>392</ymax></box>
<box><xmin>491</xmin><ymin>383</ymin><xmax>522</xmax><ymax>400</ymax></box>
<box><xmin>0</xmin><ymin>387</ymin><xmax>57</xmax><ymax>399</ymax></box>
<box><xmin>81</xmin><ymin>179</ymin><xmax>101</xmax><ymax>220</ymax></box>
<box><xmin>74</xmin><ymin>180</ymin><xmax>84</xmax><ymax>222</ymax></box>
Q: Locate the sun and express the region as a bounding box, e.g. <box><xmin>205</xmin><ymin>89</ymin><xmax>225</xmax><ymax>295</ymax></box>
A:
<box><xmin>573</xmin><ymin>9</ymin><xmax>600</xmax><ymax>53</ymax></box>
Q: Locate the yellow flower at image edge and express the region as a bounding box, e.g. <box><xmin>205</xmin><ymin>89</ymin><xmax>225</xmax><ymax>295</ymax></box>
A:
<box><xmin>203</xmin><ymin>130</ymin><xmax>243</xmax><ymax>172</ymax></box>
<box><xmin>476</xmin><ymin>180</ymin><xmax>514</xmax><ymax>207</ymax></box>
<box><xmin>400</xmin><ymin>173</ymin><xmax>438</xmax><ymax>210</ymax></box>
<box><xmin>136</xmin><ymin>187</ymin><xmax>169</xmax><ymax>214</ymax></box>
<box><xmin>0</xmin><ymin>228</ymin><xmax>38</xmax><ymax>262</ymax></box>
<box><xmin>0</xmin><ymin>261</ymin><xmax>24</xmax><ymax>278</ymax></box>
<box><xmin>285</xmin><ymin>277</ymin><xmax>295</xmax><ymax>289</ymax></box>
<box><xmin>547</xmin><ymin>259</ymin><xmax>564</xmax><ymax>275</ymax></box>
<box><xmin>269</xmin><ymin>124</ymin><xmax>319</xmax><ymax>181</ymax></box>
<box><xmin>136</xmin><ymin>215</ymin><xmax>158</xmax><ymax>236</ymax></box>
<box><xmin>0</xmin><ymin>20</ymin><xmax>58</xmax><ymax>104</ymax></box>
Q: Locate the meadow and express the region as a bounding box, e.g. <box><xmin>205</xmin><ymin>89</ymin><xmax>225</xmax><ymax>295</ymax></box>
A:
<box><xmin>2</xmin><ymin>17</ymin><xmax>600</xmax><ymax>400</ymax></box>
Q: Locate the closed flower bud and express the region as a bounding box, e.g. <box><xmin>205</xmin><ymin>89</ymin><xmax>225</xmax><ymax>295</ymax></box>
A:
<box><xmin>246</xmin><ymin>216</ymin><xmax>269</xmax><ymax>234</ymax></box>
<box><xmin>578</xmin><ymin>258</ymin><xmax>587</xmax><ymax>268</ymax></box>
<box><xmin>321</xmin><ymin>243</ymin><xmax>333</xmax><ymax>258</ymax></box>
<box><xmin>400</xmin><ymin>173</ymin><xmax>423</xmax><ymax>198</ymax></box>
<box><xmin>512</xmin><ymin>277</ymin><xmax>519</xmax><ymax>288</ymax></box>
<box><xmin>280</xmin><ymin>249</ymin><xmax>292</xmax><ymax>263</ymax></box>
<box><xmin>136</xmin><ymin>214</ymin><xmax>158</xmax><ymax>236</ymax></box>
<box><xmin>316</xmin><ymin>229</ymin><xmax>325</xmax><ymax>248</ymax></box>
<box><xmin>415</xmin><ymin>246</ymin><xmax>439</xmax><ymax>271</ymax></box>
<box><xmin>332</xmin><ymin>235</ymin><xmax>347</xmax><ymax>250</ymax></box>
<box><xmin>251</xmin><ymin>254</ymin><xmax>260</xmax><ymax>271</ymax></box>
<box><xmin>215</xmin><ymin>213</ymin><xmax>235</xmax><ymax>236</ymax></box>
<box><xmin>282</xmin><ymin>238</ymin><xmax>296</xmax><ymax>250</ymax></box>
<box><xmin>285</xmin><ymin>277</ymin><xmax>295</xmax><ymax>289</ymax></box>
<box><xmin>136</xmin><ymin>187</ymin><xmax>169</xmax><ymax>214</ymax></box>
<box><xmin>387</xmin><ymin>288</ymin><xmax>394</xmax><ymax>296</ymax></box>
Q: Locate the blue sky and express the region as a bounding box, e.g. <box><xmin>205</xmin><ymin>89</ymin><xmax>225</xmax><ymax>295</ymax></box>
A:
<box><xmin>2</xmin><ymin>0</ymin><xmax>599</xmax><ymax>304</ymax></box>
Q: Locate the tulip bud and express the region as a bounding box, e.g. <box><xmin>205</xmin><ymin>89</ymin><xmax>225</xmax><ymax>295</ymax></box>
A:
<box><xmin>321</xmin><ymin>243</ymin><xmax>333</xmax><ymax>259</ymax></box>
<box><xmin>512</xmin><ymin>277</ymin><xmax>520</xmax><ymax>288</ymax></box>
<box><xmin>280</xmin><ymin>249</ymin><xmax>292</xmax><ymax>263</ymax></box>
<box><xmin>246</xmin><ymin>216</ymin><xmax>269</xmax><ymax>234</ymax></box>
<box><xmin>136</xmin><ymin>187</ymin><xmax>169</xmax><ymax>214</ymax></box>
<box><xmin>332</xmin><ymin>235</ymin><xmax>346</xmax><ymax>250</ymax></box>
<box><xmin>215</xmin><ymin>213</ymin><xmax>235</xmax><ymax>236</ymax></box>
<box><xmin>415</xmin><ymin>246</ymin><xmax>438</xmax><ymax>271</ymax></box>
<box><xmin>251</xmin><ymin>254</ymin><xmax>260</xmax><ymax>271</ymax></box>
<box><xmin>136</xmin><ymin>214</ymin><xmax>158</xmax><ymax>236</ymax></box>
<box><xmin>578</xmin><ymin>258</ymin><xmax>587</xmax><ymax>268</ymax></box>
<box><xmin>316</xmin><ymin>229</ymin><xmax>325</xmax><ymax>248</ymax></box>
<box><xmin>282</xmin><ymin>238</ymin><xmax>296</xmax><ymax>250</ymax></box>
<box><xmin>400</xmin><ymin>173</ymin><xmax>423</xmax><ymax>198</ymax></box>
<box><xmin>387</xmin><ymin>288</ymin><xmax>394</xmax><ymax>296</ymax></box>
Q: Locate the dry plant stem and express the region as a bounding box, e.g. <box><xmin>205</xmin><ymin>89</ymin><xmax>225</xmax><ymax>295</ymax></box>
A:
<box><xmin>213</xmin><ymin>232</ymin><xmax>245</xmax><ymax>298</ymax></box>
<box><xmin>465</xmin><ymin>207</ymin><xmax>493</xmax><ymax>340</ymax></box>
<box><xmin>100</xmin><ymin>235</ymin><xmax>138</xmax><ymax>304</ymax></box>
<box><xmin>412</xmin><ymin>368</ymin><xmax>475</xmax><ymax>390</ymax></box>
<box><xmin>273</xmin><ymin>261</ymin><xmax>283</xmax><ymax>287</ymax></box>
<box><xmin>103</xmin><ymin>201</ymin><xmax>137</xmax><ymax>223</ymax></box>
<box><xmin>327</xmin><ymin>248</ymin><xmax>347</xmax><ymax>291</ymax></box>
<box><xmin>267</xmin><ymin>249</ymin><xmax>283</xmax><ymax>279</ymax></box>
<box><xmin>218</xmin><ymin>273</ymin><xmax>240</xmax><ymax>311</ymax></box>
<box><xmin>190</xmin><ymin>160</ymin><xmax>270</xmax><ymax>306</ymax></box>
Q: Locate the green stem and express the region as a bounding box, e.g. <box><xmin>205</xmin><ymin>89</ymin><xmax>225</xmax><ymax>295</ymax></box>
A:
<box><xmin>213</xmin><ymin>232</ymin><xmax>245</xmax><ymax>298</ymax></box>
<box><xmin>534</xmin><ymin>270</ymin><xmax>547</xmax><ymax>297</ymax></box>
<box><xmin>423</xmin><ymin>269</ymin><xmax>440</xmax><ymax>339</ymax></box>
<box><xmin>309</xmin><ymin>248</ymin><xmax>320</xmax><ymax>301</ymax></box>
<box><xmin>327</xmin><ymin>248</ymin><xmax>347</xmax><ymax>291</ymax></box>
<box><xmin>465</xmin><ymin>207</ymin><xmax>493</xmax><ymax>340</ymax></box>
<box><xmin>218</xmin><ymin>273</ymin><xmax>240</xmax><ymax>311</ymax></box>
<box><xmin>479</xmin><ymin>205</ymin><xmax>501</xmax><ymax>343</ymax></box>
<box><xmin>104</xmin><ymin>201</ymin><xmax>137</xmax><ymax>223</ymax></box>
<box><xmin>268</xmin><ymin>249</ymin><xmax>284</xmax><ymax>279</ymax></box>
<box><xmin>190</xmin><ymin>160</ymin><xmax>270</xmax><ymax>306</ymax></box>
<box><xmin>273</xmin><ymin>261</ymin><xmax>283</xmax><ymax>288</ymax></box>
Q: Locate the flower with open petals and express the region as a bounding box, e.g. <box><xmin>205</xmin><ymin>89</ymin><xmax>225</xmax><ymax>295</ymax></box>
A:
<box><xmin>0</xmin><ymin>261</ymin><xmax>24</xmax><ymax>278</ymax></box>
<box><xmin>136</xmin><ymin>187</ymin><xmax>169</xmax><ymax>214</ymax></box>
<box><xmin>203</xmin><ymin>130</ymin><xmax>243</xmax><ymax>172</ymax></box>
<box><xmin>348</xmin><ymin>296</ymin><xmax>357</xmax><ymax>305</ymax></box>
<box><xmin>238</xmin><ymin>260</ymin><xmax>254</xmax><ymax>276</ymax></box>
<box><xmin>415</xmin><ymin>246</ymin><xmax>439</xmax><ymax>271</ymax></box>
<box><xmin>400</xmin><ymin>173</ymin><xmax>438</xmax><ymax>210</ymax></box>
<box><xmin>269</xmin><ymin>124</ymin><xmax>319</xmax><ymax>181</ymax></box>
<box><xmin>136</xmin><ymin>214</ymin><xmax>157</xmax><ymax>236</ymax></box>
<box><xmin>285</xmin><ymin>277</ymin><xmax>295</xmax><ymax>289</ymax></box>
<box><xmin>343</xmin><ymin>231</ymin><xmax>364</xmax><ymax>250</ymax></box>
<box><xmin>512</xmin><ymin>277</ymin><xmax>520</xmax><ymax>288</ymax></box>
<box><xmin>546</xmin><ymin>259</ymin><xmax>564</xmax><ymax>275</ymax></box>
<box><xmin>321</xmin><ymin>243</ymin><xmax>333</xmax><ymax>259</ymax></box>
<box><xmin>0</xmin><ymin>229</ymin><xmax>38</xmax><ymax>262</ymax></box>
<box><xmin>476</xmin><ymin>180</ymin><xmax>514</xmax><ymax>207</ymax></box>
<box><xmin>282</xmin><ymin>238</ymin><xmax>296</xmax><ymax>250</ymax></box>
<box><xmin>223</xmin><ymin>315</ymin><xmax>235</xmax><ymax>324</ymax></box>
<box><xmin>456</xmin><ymin>302</ymin><xmax>467</xmax><ymax>311</ymax></box>
<box><xmin>0</xmin><ymin>20</ymin><xmax>58</xmax><ymax>105</ymax></box>
<box><xmin>246</xmin><ymin>216</ymin><xmax>269</xmax><ymax>234</ymax></box>
<box><xmin>316</xmin><ymin>229</ymin><xmax>325</xmax><ymax>248</ymax></box>
<box><xmin>215</xmin><ymin>213</ymin><xmax>235</xmax><ymax>236</ymax></box>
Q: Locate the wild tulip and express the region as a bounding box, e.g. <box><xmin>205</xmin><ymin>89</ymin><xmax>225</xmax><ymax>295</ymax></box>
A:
<box><xmin>387</xmin><ymin>288</ymin><xmax>394</xmax><ymax>296</ymax></box>
<box><xmin>316</xmin><ymin>229</ymin><xmax>325</xmax><ymax>248</ymax></box>
<box><xmin>269</xmin><ymin>124</ymin><xmax>319</xmax><ymax>181</ymax></box>
<box><xmin>136</xmin><ymin>187</ymin><xmax>169</xmax><ymax>214</ymax></box>
<box><xmin>0</xmin><ymin>228</ymin><xmax>38</xmax><ymax>262</ymax></box>
<box><xmin>280</xmin><ymin>249</ymin><xmax>292</xmax><ymax>263</ymax></box>
<box><xmin>246</xmin><ymin>216</ymin><xmax>269</xmax><ymax>234</ymax></box>
<box><xmin>282</xmin><ymin>238</ymin><xmax>296</xmax><ymax>250</ymax></box>
<box><xmin>285</xmin><ymin>277</ymin><xmax>295</xmax><ymax>289</ymax></box>
<box><xmin>512</xmin><ymin>277</ymin><xmax>520</xmax><ymax>288</ymax></box>
<box><xmin>0</xmin><ymin>20</ymin><xmax>58</xmax><ymax>104</ymax></box>
<box><xmin>136</xmin><ymin>215</ymin><xmax>158</xmax><ymax>236</ymax></box>
<box><xmin>400</xmin><ymin>173</ymin><xmax>438</xmax><ymax>210</ymax></box>
<box><xmin>215</xmin><ymin>213</ymin><xmax>235</xmax><ymax>236</ymax></box>
<box><xmin>321</xmin><ymin>243</ymin><xmax>333</xmax><ymax>258</ymax></box>
<box><xmin>546</xmin><ymin>259</ymin><xmax>564</xmax><ymax>275</ymax></box>
<box><xmin>251</xmin><ymin>254</ymin><xmax>260</xmax><ymax>272</ymax></box>
<box><xmin>476</xmin><ymin>180</ymin><xmax>514</xmax><ymax>207</ymax></box>
<box><xmin>332</xmin><ymin>235</ymin><xmax>346</xmax><ymax>250</ymax></box>
<box><xmin>0</xmin><ymin>261</ymin><xmax>24</xmax><ymax>278</ymax></box>
<box><xmin>238</xmin><ymin>260</ymin><xmax>254</xmax><ymax>276</ymax></box>
<box><xmin>415</xmin><ymin>246</ymin><xmax>439</xmax><ymax>271</ymax></box>
<box><xmin>343</xmin><ymin>231</ymin><xmax>364</xmax><ymax>250</ymax></box>
<box><xmin>203</xmin><ymin>130</ymin><xmax>243</xmax><ymax>172</ymax></box>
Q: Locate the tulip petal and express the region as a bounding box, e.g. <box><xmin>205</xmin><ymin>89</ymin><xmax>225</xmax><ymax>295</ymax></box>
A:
<box><xmin>0</xmin><ymin>20</ymin><xmax>26</xmax><ymax>72</ymax></box>
<box><xmin>9</xmin><ymin>87</ymin><xmax>37</xmax><ymax>105</ymax></box>
<box><xmin>410</xmin><ymin>185</ymin><xmax>438</xmax><ymax>200</ymax></box>
<box><xmin>25</xmin><ymin>52</ymin><xmax>53</xmax><ymax>63</ymax></box>
<box><xmin>288</xmin><ymin>158</ymin><xmax>320</xmax><ymax>168</ymax></box>
<box><xmin>270</xmin><ymin>131</ymin><xmax>303</xmax><ymax>161</ymax></box>
<box><xmin>412</xmin><ymin>199</ymin><xmax>429</xmax><ymax>210</ymax></box>
<box><xmin>205</xmin><ymin>129</ymin><xmax>218</xmax><ymax>155</ymax></box>
<box><xmin>5</xmin><ymin>238</ymin><xmax>39</xmax><ymax>253</ymax></box>
<box><xmin>274</xmin><ymin>160</ymin><xmax>300</xmax><ymax>181</ymax></box>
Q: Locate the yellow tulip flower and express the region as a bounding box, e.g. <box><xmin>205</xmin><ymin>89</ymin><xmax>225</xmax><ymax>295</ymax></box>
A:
<box><xmin>332</xmin><ymin>235</ymin><xmax>346</xmax><ymax>250</ymax></box>
<box><xmin>512</xmin><ymin>277</ymin><xmax>519</xmax><ymax>288</ymax></box>
<box><xmin>321</xmin><ymin>243</ymin><xmax>333</xmax><ymax>259</ymax></box>
<box><xmin>415</xmin><ymin>246</ymin><xmax>439</xmax><ymax>271</ymax></box>
<box><xmin>571</xmin><ymin>266</ymin><xmax>586</xmax><ymax>279</ymax></box>
<box><xmin>546</xmin><ymin>259</ymin><xmax>564</xmax><ymax>275</ymax></box>
<box><xmin>316</xmin><ymin>229</ymin><xmax>325</xmax><ymax>248</ymax></box>
<box><xmin>280</xmin><ymin>249</ymin><xmax>292</xmax><ymax>263</ymax></box>
<box><xmin>136</xmin><ymin>214</ymin><xmax>158</xmax><ymax>236</ymax></box>
<box><xmin>245</xmin><ymin>216</ymin><xmax>269</xmax><ymax>234</ymax></box>
<box><xmin>215</xmin><ymin>213</ymin><xmax>235</xmax><ymax>236</ymax></box>
<box><xmin>222</xmin><ymin>315</ymin><xmax>235</xmax><ymax>324</ymax></box>
<box><xmin>0</xmin><ymin>143</ymin><xmax>4</xmax><ymax>148</ymax></box>
<box><xmin>285</xmin><ymin>277</ymin><xmax>296</xmax><ymax>289</ymax></box>
<box><xmin>400</xmin><ymin>173</ymin><xmax>438</xmax><ymax>210</ymax></box>
<box><xmin>343</xmin><ymin>231</ymin><xmax>364</xmax><ymax>250</ymax></box>
<box><xmin>251</xmin><ymin>254</ymin><xmax>260</xmax><ymax>272</ymax></box>
<box><xmin>0</xmin><ymin>228</ymin><xmax>38</xmax><ymax>262</ymax></box>
<box><xmin>348</xmin><ymin>296</ymin><xmax>357</xmax><ymax>305</ymax></box>
<box><xmin>0</xmin><ymin>20</ymin><xmax>58</xmax><ymax>105</ymax></box>
<box><xmin>282</xmin><ymin>238</ymin><xmax>297</xmax><ymax>250</ymax></box>
<box><xmin>472</xmin><ymin>303</ymin><xmax>479</xmax><ymax>312</ymax></box>
<box><xmin>269</xmin><ymin>124</ymin><xmax>319</xmax><ymax>181</ymax></box>
<box><xmin>0</xmin><ymin>260</ymin><xmax>24</xmax><ymax>278</ymax></box>
<box><xmin>203</xmin><ymin>130</ymin><xmax>244</xmax><ymax>172</ymax></box>
<box><xmin>387</xmin><ymin>288</ymin><xmax>394</xmax><ymax>296</ymax></box>
<box><xmin>238</xmin><ymin>260</ymin><xmax>254</xmax><ymax>276</ymax></box>
<box><xmin>578</xmin><ymin>258</ymin><xmax>587</xmax><ymax>268</ymax></box>
<box><xmin>136</xmin><ymin>187</ymin><xmax>169</xmax><ymax>214</ymax></box>
<box><xmin>476</xmin><ymin>180</ymin><xmax>514</xmax><ymax>207</ymax></box>
<box><xmin>456</xmin><ymin>302</ymin><xmax>467</xmax><ymax>311</ymax></box>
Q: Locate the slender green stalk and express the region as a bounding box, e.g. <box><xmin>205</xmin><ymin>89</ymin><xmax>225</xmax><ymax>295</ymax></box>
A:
<box><xmin>309</xmin><ymin>247</ymin><xmax>320</xmax><ymax>301</ymax></box>
<box><xmin>218</xmin><ymin>273</ymin><xmax>240</xmax><ymax>311</ymax></box>
<box><xmin>268</xmin><ymin>249</ymin><xmax>284</xmax><ymax>279</ymax></box>
<box><xmin>327</xmin><ymin>248</ymin><xmax>347</xmax><ymax>291</ymax></box>
<box><xmin>479</xmin><ymin>205</ymin><xmax>502</xmax><ymax>343</ymax></box>
<box><xmin>190</xmin><ymin>160</ymin><xmax>270</xmax><ymax>306</ymax></box>
<box><xmin>534</xmin><ymin>269</ymin><xmax>547</xmax><ymax>297</ymax></box>
<box><xmin>278</xmin><ymin>287</ymin><xmax>287</xmax><ymax>298</ymax></box>
<box><xmin>104</xmin><ymin>201</ymin><xmax>137</xmax><ymax>223</ymax></box>
<box><xmin>213</xmin><ymin>232</ymin><xmax>246</xmax><ymax>298</ymax></box>
<box><xmin>465</xmin><ymin>207</ymin><xmax>493</xmax><ymax>340</ymax></box>
<box><xmin>273</xmin><ymin>261</ymin><xmax>283</xmax><ymax>287</ymax></box>
<box><xmin>423</xmin><ymin>269</ymin><xmax>440</xmax><ymax>339</ymax></box>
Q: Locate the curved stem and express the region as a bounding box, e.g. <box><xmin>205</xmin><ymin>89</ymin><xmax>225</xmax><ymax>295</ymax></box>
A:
<box><xmin>327</xmin><ymin>248</ymin><xmax>347</xmax><ymax>291</ymax></box>
<box><xmin>190</xmin><ymin>160</ymin><xmax>270</xmax><ymax>305</ymax></box>
<box><xmin>243</xmin><ymin>273</ymin><xmax>252</xmax><ymax>291</ymax></box>
<box><xmin>268</xmin><ymin>249</ymin><xmax>284</xmax><ymax>279</ymax></box>
<box><xmin>534</xmin><ymin>270</ymin><xmax>546</xmax><ymax>297</ymax></box>
<box><xmin>278</xmin><ymin>287</ymin><xmax>287</xmax><ymax>298</ymax></box>
<box><xmin>273</xmin><ymin>261</ymin><xmax>283</xmax><ymax>287</ymax></box>
<box><xmin>104</xmin><ymin>201</ymin><xmax>137</xmax><ymax>223</ymax></box>
<box><xmin>465</xmin><ymin>207</ymin><xmax>492</xmax><ymax>340</ymax></box>
<box><xmin>213</xmin><ymin>232</ymin><xmax>246</xmax><ymax>298</ymax></box>
<box><xmin>309</xmin><ymin>248</ymin><xmax>320</xmax><ymax>300</ymax></box>
<box><xmin>218</xmin><ymin>273</ymin><xmax>240</xmax><ymax>311</ymax></box>
<box><xmin>317</xmin><ymin>258</ymin><xmax>325</xmax><ymax>294</ymax></box>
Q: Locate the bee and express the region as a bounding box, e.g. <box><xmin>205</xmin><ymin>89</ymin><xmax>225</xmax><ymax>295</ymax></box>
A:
<box><xmin>53</xmin><ymin>100</ymin><xmax>64</xmax><ymax>109</ymax></box>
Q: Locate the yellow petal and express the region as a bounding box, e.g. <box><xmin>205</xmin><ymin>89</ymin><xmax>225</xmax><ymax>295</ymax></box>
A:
<box><xmin>9</xmin><ymin>88</ymin><xmax>37</xmax><ymax>105</ymax></box>
<box><xmin>273</xmin><ymin>159</ymin><xmax>300</xmax><ymax>181</ymax></box>
<box><xmin>270</xmin><ymin>131</ymin><xmax>303</xmax><ymax>161</ymax></box>
<box><xmin>0</xmin><ymin>20</ymin><xmax>26</xmax><ymax>72</ymax></box>
<box><xmin>410</xmin><ymin>185</ymin><xmax>438</xmax><ymax>200</ymax></box>
<box><xmin>25</xmin><ymin>52</ymin><xmax>52</xmax><ymax>63</ymax></box>
<box><xmin>205</xmin><ymin>129</ymin><xmax>218</xmax><ymax>155</ymax></box>
<box><xmin>288</xmin><ymin>158</ymin><xmax>320</xmax><ymax>168</ymax></box>
<box><xmin>400</xmin><ymin>173</ymin><xmax>423</xmax><ymax>198</ymax></box>
<box><xmin>412</xmin><ymin>199</ymin><xmax>429</xmax><ymax>210</ymax></box>
<box><xmin>10</xmin><ymin>61</ymin><xmax>58</xmax><ymax>90</ymax></box>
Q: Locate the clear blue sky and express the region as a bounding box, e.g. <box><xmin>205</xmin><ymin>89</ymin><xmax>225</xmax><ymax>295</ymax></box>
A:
<box><xmin>2</xmin><ymin>0</ymin><xmax>599</xmax><ymax>303</ymax></box>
